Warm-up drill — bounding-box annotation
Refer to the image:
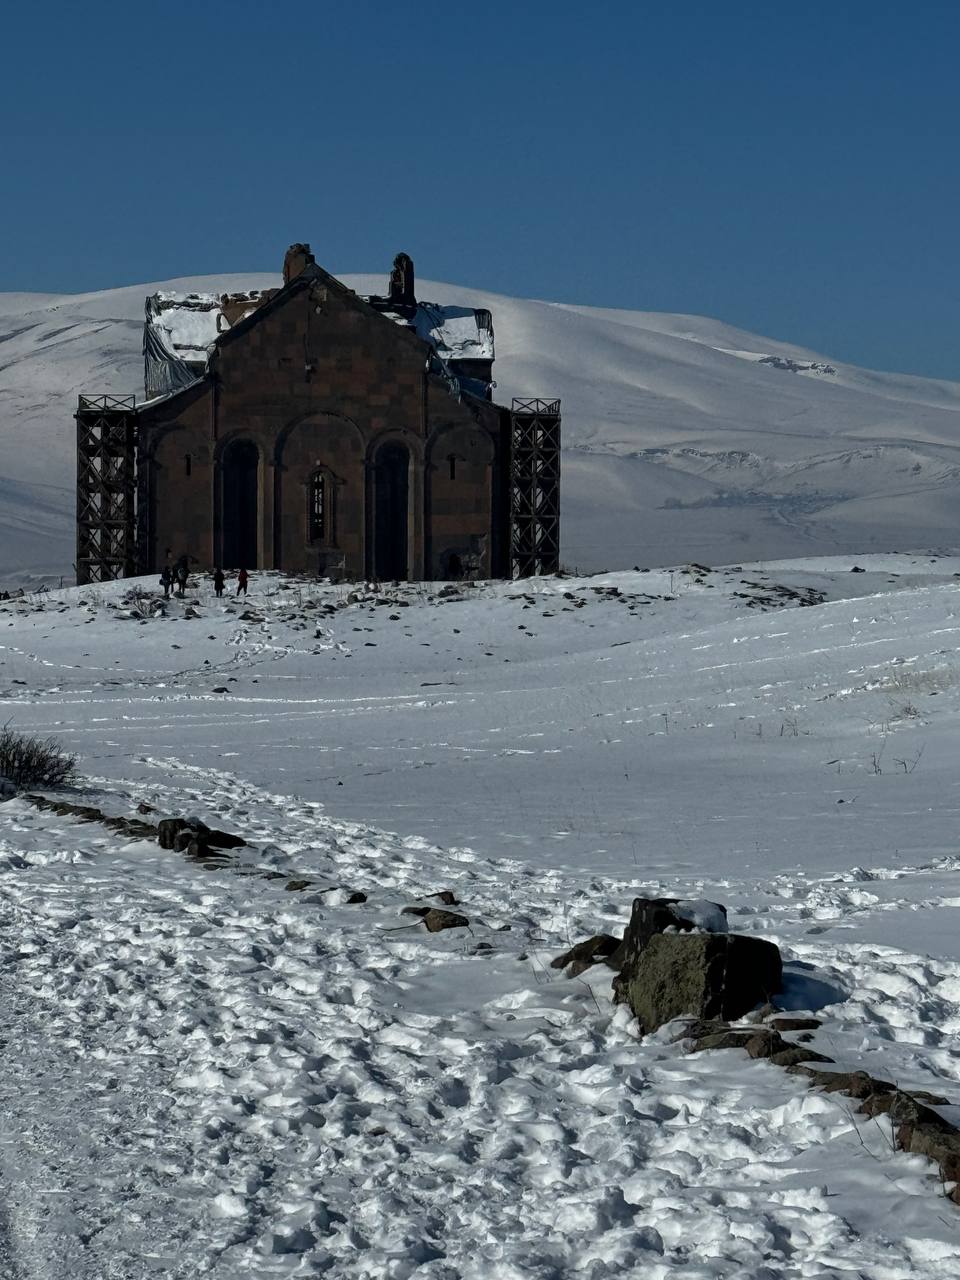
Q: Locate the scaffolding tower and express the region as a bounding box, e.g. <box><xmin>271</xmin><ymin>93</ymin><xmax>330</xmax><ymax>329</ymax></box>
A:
<box><xmin>76</xmin><ymin>395</ymin><xmax>138</xmax><ymax>585</ymax></box>
<box><xmin>509</xmin><ymin>398</ymin><xmax>561</xmax><ymax>577</ymax></box>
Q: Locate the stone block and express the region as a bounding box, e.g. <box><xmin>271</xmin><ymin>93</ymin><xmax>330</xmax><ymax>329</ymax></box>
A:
<box><xmin>618</xmin><ymin>932</ymin><xmax>783</xmax><ymax>1032</ymax></box>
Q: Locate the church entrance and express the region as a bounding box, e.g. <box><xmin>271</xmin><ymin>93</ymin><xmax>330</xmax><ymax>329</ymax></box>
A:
<box><xmin>373</xmin><ymin>441</ymin><xmax>409</xmax><ymax>580</ymax></box>
<box><xmin>222</xmin><ymin>439</ymin><xmax>259</xmax><ymax>568</ymax></box>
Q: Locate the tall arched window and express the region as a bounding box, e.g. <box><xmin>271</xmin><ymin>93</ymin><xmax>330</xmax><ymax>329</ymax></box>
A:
<box><xmin>308</xmin><ymin>469</ymin><xmax>334</xmax><ymax>544</ymax></box>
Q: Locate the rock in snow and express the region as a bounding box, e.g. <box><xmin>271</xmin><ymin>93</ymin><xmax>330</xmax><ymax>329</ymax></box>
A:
<box><xmin>422</xmin><ymin>908</ymin><xmax>469</xmax><ymax>932</ymax></box>
<box><xmin>550</xmin><ymin>933</ymin><xmax>622</xmax><ymax>977</ymax></box>
<box><xmin>556</xmin><ymin>892</ymin><xmax>780</xmax><ymax>1029</ymax></box>
<box><xmin>617</xmin><ymin>930</ymin><xmax>784</xmax><ymax>1031</ymax></box>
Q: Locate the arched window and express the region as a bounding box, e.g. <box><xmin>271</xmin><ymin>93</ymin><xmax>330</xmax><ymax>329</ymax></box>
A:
<box><xmin>307</xmin><ymin>469</ymin><xmax>334</xmax><ymax>544</ymax></box>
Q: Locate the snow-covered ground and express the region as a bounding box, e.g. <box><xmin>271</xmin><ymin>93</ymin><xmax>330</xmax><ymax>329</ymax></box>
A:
<box><xmin>3</xmin><ymin>271</ymin><xmax>960</xmax><ymax>582</ymax></box>
<box><xmin>3</xmin><ymin>556</ymin><xmax>960</xmax><ymax>1275</ymax></box>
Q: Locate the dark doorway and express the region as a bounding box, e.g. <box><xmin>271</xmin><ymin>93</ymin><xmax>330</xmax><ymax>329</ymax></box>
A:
<box><xmin>222</xmin><ymin>440</ymin><xmax>259</xmax><ymax>568</ymax></box>
<box><xmin>373</xmin><ymin>441</ymin><xmax>409</xmax><ymax>580</ymax></box>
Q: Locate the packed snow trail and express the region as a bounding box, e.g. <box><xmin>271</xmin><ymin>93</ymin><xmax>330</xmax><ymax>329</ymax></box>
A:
<box><xmin>1</xmin><ymin>561</ymin><xmax>960</xmax><ymax>1274</ymax></box>
<box><xmin>2</xmin><ymin>796</ymin><xmax>960</xmax><ymax>1278</ymax></box>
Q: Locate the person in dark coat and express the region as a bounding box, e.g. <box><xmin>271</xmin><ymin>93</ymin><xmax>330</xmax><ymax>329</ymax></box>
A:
<box><xmin>213</xmin><ymin>568</ymin><xmax>225</xmax><ymax>598</ymax></box>
<box><xmin>159</xmin><ymin>566</ymin><xmax>172</xmax><ymax>599</ymax></box>
<box><xmin>236</xmin><ymin>568</ymin><xmax>249</xmax><ymax>597</ymax></box>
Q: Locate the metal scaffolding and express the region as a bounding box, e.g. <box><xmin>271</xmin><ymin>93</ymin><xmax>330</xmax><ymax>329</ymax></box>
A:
<box><xmin>509</xmin><ymin>397</ymin><xmax>561</xmax><ymax>578</ymax></box>
<box><xmin>76</xmin><ymin>395</ymin><xmax>138</xmax><ymax>584</ymax></box>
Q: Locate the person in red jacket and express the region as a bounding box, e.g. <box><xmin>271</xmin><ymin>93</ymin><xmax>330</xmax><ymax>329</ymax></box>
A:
<box><xmin>236</xmin><ymin>568</ymin><xmax>249</xmax><ymax>597</ymax></box>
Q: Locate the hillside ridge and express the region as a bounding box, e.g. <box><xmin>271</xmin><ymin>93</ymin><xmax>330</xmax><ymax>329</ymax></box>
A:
<box><xmin>2</xmin><ymin>272</ymin><xmax>959</xmax><ymax>581</ymax></box>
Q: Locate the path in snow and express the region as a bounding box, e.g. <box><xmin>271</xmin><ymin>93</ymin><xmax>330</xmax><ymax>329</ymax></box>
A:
<box><xmin>3</xmin><ymin>792</ymin><xmax>960</xmax><ymax>1278</ymax></box>
<box><xmin>1</xmin><ymin>560</ymin><xmax>960</xmax><ymax>1274</ymax></box>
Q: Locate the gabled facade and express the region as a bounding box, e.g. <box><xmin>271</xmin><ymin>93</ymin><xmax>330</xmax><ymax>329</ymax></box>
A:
<box><xmin>76</xmin><ymin>246</ymin><xmax>560</xmax><ymax>584</ymax></box>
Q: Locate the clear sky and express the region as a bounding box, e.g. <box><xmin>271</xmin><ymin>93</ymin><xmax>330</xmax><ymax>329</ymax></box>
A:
<box><xmin>2</xmin><ymin>0</ymin><xmax>958</xmax><ymax>378</ymax></box>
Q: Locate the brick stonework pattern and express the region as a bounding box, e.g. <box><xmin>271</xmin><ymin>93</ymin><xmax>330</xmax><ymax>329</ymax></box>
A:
<box><xmin>137</xmin><ymin>268</ymin><xmax>510</xmax><ymax>580</ymax></box>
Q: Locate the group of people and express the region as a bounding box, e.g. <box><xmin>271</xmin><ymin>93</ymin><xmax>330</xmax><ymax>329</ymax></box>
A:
<box><xmin>213</xmin><ymin>567</ymin><xmax>249</xmax><ymax>598</ymax></box>
<box><xmin>159</xmin><ymin>557</ymin><xmax>191</xmax><ymax>598</ymax></box>
<box><xmin>160</xmin><ymin>559</ymin><xmax>249</xmax><ymax>600</ymax></box>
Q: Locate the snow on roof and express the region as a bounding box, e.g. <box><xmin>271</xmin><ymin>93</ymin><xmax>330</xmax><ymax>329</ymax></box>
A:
<box><xmin>367</xmin><ymin>301</ymin><xmax>495</xmax><ymax>363</ymax></box>
<box><xmin>413</xmin><ymin>303</ymin><xmax>494</xmax><ymax>362</ymax></box>
<box><xmin>145</xmin><ymin>291</ymin><xmax>268</xmax><ymax>362</ymax></box>
<box><xmin>145</xmin><ymin>288</ymin><xmax>494</xmax><ymax>371</ymax></box>
<box><xmin>146</xmin><ymin>293</ymin><xmax>220</xmax><ymax>361</ymax></box>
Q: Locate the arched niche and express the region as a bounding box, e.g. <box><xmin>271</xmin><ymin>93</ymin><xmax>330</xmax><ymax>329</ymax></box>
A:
<box><xmin>221</xmin><ymin>438</ymin><xmax>260</xmax><ymax>568</ymax></box>
<box><xmin>371</xmin><ymin>440</ymin><xmax>411</xmax><ymax>580</ymax></box>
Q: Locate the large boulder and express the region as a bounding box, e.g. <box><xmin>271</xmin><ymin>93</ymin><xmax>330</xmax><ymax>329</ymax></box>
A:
<box><xmin>610</xmin><ymin>895</ymin><xmax>729</xmax><ymax>997</ymax></box>
<box><xmin>615</xmin><ymin>931</ymin><xmax>782</xmax><ymax>1032</ymax></box>
<box><xmin>552</xmin><ymin>897</ymin><xmax>729</xmax><ymax>981</ymax></box>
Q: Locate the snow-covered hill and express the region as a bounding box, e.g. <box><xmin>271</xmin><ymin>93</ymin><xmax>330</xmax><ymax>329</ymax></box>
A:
<box><xmin>3</xmin><ymin>271</ymin><xmax>960</xmax><ymax>582</ymax></box>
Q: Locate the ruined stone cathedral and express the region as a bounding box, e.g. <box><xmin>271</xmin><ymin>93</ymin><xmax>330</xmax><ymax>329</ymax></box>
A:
<box><xmin>78</xmin><ymin>244</ymin><xmax>560</xmax><ymax>583</ymax></box>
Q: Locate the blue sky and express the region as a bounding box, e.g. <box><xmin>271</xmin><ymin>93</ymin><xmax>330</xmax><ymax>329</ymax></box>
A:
<box><xmin>2</xmin><ymin>0</ymin><xmax>958</xmax><ymax>378</ymax></box>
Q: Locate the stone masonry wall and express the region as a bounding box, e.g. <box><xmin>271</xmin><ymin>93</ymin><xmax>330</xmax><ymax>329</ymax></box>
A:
<box><xmin>138</xmin><ymin>275</ymin><xmax>508</xmax><ymax>579</ymax></box>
